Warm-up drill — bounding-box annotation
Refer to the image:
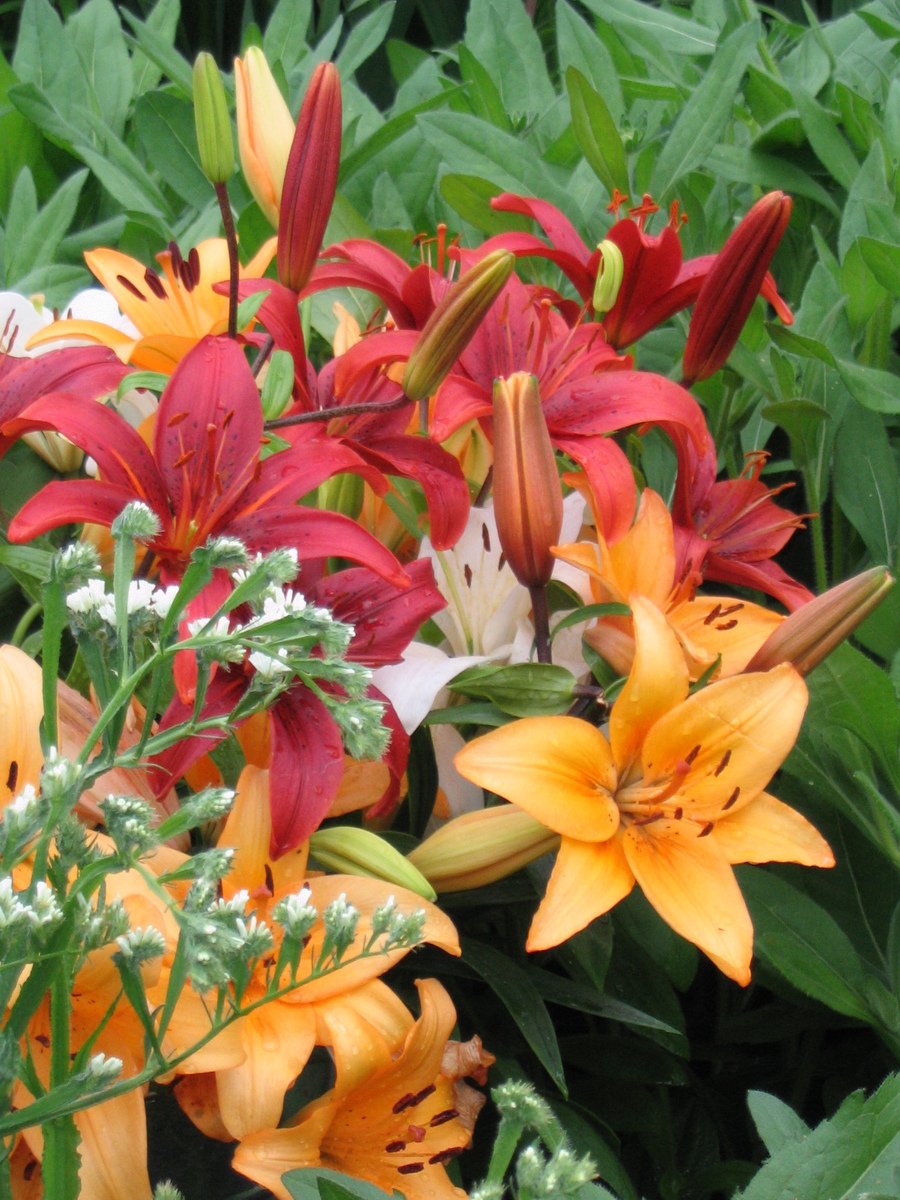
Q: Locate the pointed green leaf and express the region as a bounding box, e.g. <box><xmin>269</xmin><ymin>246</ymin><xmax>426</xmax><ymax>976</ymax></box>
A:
<box><xmin>566</xmin><ymin>66</ymin><xmax>628</xmax><ymax>197</ymax></box>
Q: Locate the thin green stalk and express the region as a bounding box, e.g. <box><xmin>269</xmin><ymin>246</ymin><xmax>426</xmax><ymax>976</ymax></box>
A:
<box><xmin>10</xmin><ymin>602</ymin><xmax>41</xmax><ymax>648</ymax></box>
<box><xmin>802</xmin><ymin>467</ymin><xmax>828</xmax><ymax>593</ymax></box>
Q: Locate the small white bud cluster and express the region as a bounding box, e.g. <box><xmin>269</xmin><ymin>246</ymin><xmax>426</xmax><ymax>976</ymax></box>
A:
<box><xmin>493</xmin><ymin>1079</ymin><xmax>556</xmax><ymax>1129</ymax></box>
<box><xmin>231</xmin><ymin>547</ymin><xmax>299</xmax><ymax>590</ymax></box>
<box><xmin>153</xmin><ymin>1183</ymin><xmax>186</xmax><ymax>1200</ymax></box>
<box><xmin>272</xmin><ymin>886</ymin><xmax>317</xmax><ymax>942</ymax></box>
<box><xmin>0</xmin><ymin>877</ymin><xmax>63</xmax><ymax>934</ymax></box>
<box><xmin>115</xmin><ymin>925</ymin><xmax>167</xmax><ymax>964</ymax></box>
<box><xmin>53</xmin><ymin>541</ymin><xmax>101</xmax><ymax>589</ymax></box>
<box><xmin>366</xmin><ymin>895</ymin><xmax>425</xmax><ymax>952</ymax></box>
<box><xmin>66</xmin><ymin>578</ymin><xmax>181</xmax><ymax>635</ymax></box>
<box><xmin>200</xmin><ymin>536</ymin><xmax>250</xmax><ymax>571</ymax></box>
<box><xmin>0</xmin><ymin>784</ymin><xmax>47</xmax><ymax>859</ymax></box>
<box><xmin>100</xmin><ymin>794</ymin><xmax>158</xmax><ymax>858</ymax></box>
<box><xmin>83</xmin><ymin>1052</ymin><xmax>124</xmax><ymax>1084</ymax></box>
<box><xmin>110</xmin><ymin>501</ymin><xmax>161</xmax><ymax>542</ymax></box>
<box><xmin>40</xmin><ymin>748</ymin><xmax>81</xmax><ymax>800</ymax></box>
<box><xmin>318</xmin><ymin>892</ymin><xmax>360</xmax><ymax>963</ymax></box>
<box><xmin>182</xmin><ymin>885</ymin><xmax>273</xmax><ymax>993</ymax></box>
<box><xmin>515</xmin><ymin>1143</ymin><xmax>597</xmax><ymax>1197</ymax></box>
<box><xmin>75</xmin><ymin>894</ymin><xmax>129</xmax><ymax>955</ymax></box>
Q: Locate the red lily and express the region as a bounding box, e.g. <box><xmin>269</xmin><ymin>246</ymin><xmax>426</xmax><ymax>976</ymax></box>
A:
<box><xmin>0</xmin><ymin>345</ymin><xmax>127</xmax><ymax>444</ymax></box>
<box><xmin>428</xmin><ymin>272</ymin><xmax>707</xmax><ymax>543</ymax></box>
<box><xmin>3</xmin><ymin>335</ymin><xmax>406</xmax><ymax>588</ymax></box>
<box><xmin>151</xmin><ymin>558</ymin><xmax>446</xmax><ymax>855</ymax></box>
<box><xmin>673</xmin><ymin>445</ymin><xmax>813</xmax><ymax>611</ymax></box>
<box><xmin>483</xmin><ymin>190</ymin><xmax>793</xmax><ymax>350</ymax></box>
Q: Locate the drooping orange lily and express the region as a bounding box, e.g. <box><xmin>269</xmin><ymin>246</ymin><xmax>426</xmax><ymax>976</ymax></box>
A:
<box><xmin>454</xmin><ymin>597</ymin><xmax>833</xmax><ymax>984</ymax></box>
<box><xmin>170</xmin><ymin>765</ymin><xmax>460</xmax><ymax>1140</ymax></box>
<box><xmin>553</xmin><ymin>487</ymin><xmax>783</xmax><ymax>678</ymax></box>
<box><xmin>27</xmin><ymin>238</ymin><xmax>276</xmax><ymax>373</ymax></box>
<box><xmin>232</xmin><ymin>978</ymin><xmax>491</xmax><ymax>1200</ymax></box>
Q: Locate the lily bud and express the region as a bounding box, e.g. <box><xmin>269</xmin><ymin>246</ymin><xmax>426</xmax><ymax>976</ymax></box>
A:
<box><xmin>491</xmin><ymin>372</ymin><xmax>563</xmax><ymax>588</ymax></box>
<box><xmin>402</xmin><ymin>250</ymin><xmax>515</xmax><ymax>402</ymax></box>
<box><xmin>592</xmin><ymin>239</ymin><xmax>624</xmax><ymax>316</ymax></box>
<box><xmin>234</xmin><ymin>47</ymin><xmax>295</xmax><ymax>227</ymax></box>
<box><xmin>192</xmin><ymin>52</ymin><xmax>234</xmax><ymax>184</ymax></box>
<box><xmin>408</xmin><ymin>805</ymin><xmax>559</xmax><ymax>892</ymax></box>
<box><xmin>682</xmin><ymin>191</ymin><xmax>792</xmax><ymax>386</ymax></box>
<box><xmin>309</xmin><ymin>825</ymin><xmax>436</xmax><ymax>900</ymax></box>
<box><xmin>746</xmin><ymin>566</ymin><xmax>894</xmax><ymax>675</ymax></box>
<box><xmin>277</xmin><ymin>62</ymin><xmax>342</xmax><ymax>292</ymax></box>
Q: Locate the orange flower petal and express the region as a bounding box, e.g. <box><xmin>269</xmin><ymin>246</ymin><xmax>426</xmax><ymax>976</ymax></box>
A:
<box><xmin>641</xmin><ymin>664</ymin><xmax>807</xmax><ymax>820</ymax></box>
<box><xmin>216</xmin><ymin>1001</ymin><xmax>317</xmax><ymax>1137</ymax></box>
<box><xmin>622</xmin><ymin>820</ymin><xmax>753</xmax><ymax>985</ymax></box>
<box><xmin>26</xmin><ymin>319</ymin><xmax>137</xmax><ymax>360</ymax></box>
<box><xmin>455</xmin><ymin>716</ymin><xmax>619</xmax><ymax>842</ymax></box>
<box><xmin>607</xmin><ymin>488</ymin><xmax>676</xmax><ymax>606</ymax></box>
<box><xmin>315</xmin><ymin>979</ymin><xmax>414</xmax><ymax>1095</ymax></box>
<box><xmin>610</xmin><ymin>595</ymin><xmax>688</xmax><ymax>773</ymax></box>
<box><xmin>712</xmin><ymin>790</ymin><xmax>835</xmax><ymax>867</ymax></box>
<box><xmin>0</xmin><ymin>645</ymin><xmax>44</xmax><ymax>805</ymax></box>
<box><xmin>527</xmin><ymin>834</ymin><xmax>634</xmax><ymax>951</ymax></box>
<box><xmin>670</xmin><ymin>595</ymin><xmax>783</xmax><ymax>677</ymax></box>
<box><xmin>218</xmin><ymin>765</ymin><xmax>310</xmax><ymax>901</ymax></box>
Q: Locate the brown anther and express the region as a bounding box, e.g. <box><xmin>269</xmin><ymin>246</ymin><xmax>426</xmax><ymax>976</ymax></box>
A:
<box><xmin>673</xmin><ymin>806</ymin><xmax>683</xmax><ymax>820</ymax></box>
<box><xmin>429</xmin><ymin>1147</ymin><xmax>464</xmax><ymax>1165</ymax></box>
<box><xmin>684</xmin><ymin>744</ymin><xmax>702</xmax><ymax>765</ymax></box>
<box><xmin>464</xmin><ymin>564</ymin><xmax>473</xmax><ymax>588</ymax></box>
<box><xmin>397</xmin><ymin>1163</ymin><xmax>425</xmax><ymax>1175</ymax></box>
<box><xmin>144</xmin><ymin>268</ymin><xmax>167</xmax><ymax>299</ymax></box>
<box><xmin>722</xmin><ymin>786</ymin><xmax>740</xmax><ymax>811</ymax></box>
<box><xmin>713</xmin><ymin>751</ymin><xmax>732</xmax><ymax>777</ymax></box>
<box><xmin>385</xmin><ymin>1140</ymin><xmax>406</xmax><ymax>1153</ymax></box>
<box><xmin>481</xmin><ymin>523</ymin><xmax>491</xmax><ymax>552</ymax></box>
<box><xmin>264</xmin><ymin>863</ymin><xmax>275</xmax><ymax>894</ymax></box>
<box><xmin>716</xmin><ymin>619</ymin><xmax>739</xmax><ymax>631</ymax></box>
<box><xmin>116</xmin><ymin>274</ymin><xmax>146</xmax><ymax>300</ymax></box>
<box><xmin>429</xmin><ymin>1108</ymin><xmax>460</xmax><ymax>1127</ymax></box>
<box><xmin>697</xmin><ymin>821</ymin><xmax>714</xmax><ymax>837</ymax></box>
<box><xmin>6</xmin><ymin>761</ymin><xmax>17</xmax><ymax>792</ymax></box>
<box><xmin>186</xmin><ymin>247</ymin><xmax>201</xmax><ymax>290</ymax></box>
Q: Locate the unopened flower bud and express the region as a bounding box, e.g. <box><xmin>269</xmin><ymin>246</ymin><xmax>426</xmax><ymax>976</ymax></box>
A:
<box><xmin>310</xmin><ymin>826</ymin><xmax>436</xmax><ymax>900</ymax></box>
<box><xmin>746</xmin><ymin>566</ymin><xmax>894</xmax><ymax>675</ymax></box>
<box><xmin>592</xmin><ymin>239</ymin><xmax>624</xmax><ymax>316</ymax></box>
<box><xmin>111</xmin><ymin>501</ymin><xmax>161</xmax><ymax>543</ymax></box>
<box><xmin>491</xmin><ymin>372</ymin><xmax>563</xmax><ymax>588</ymax></box>
<box><xmin>402</xmin><ymin>250</ymin><xmax>515</xmax><ymax>402</ymax></box>
<box><xmin>193</xmin><ymin>52</ymin><xmax>234</xmax><ymax>184</ymax></box>
<box><xmin>683</xmin><ymin>191</ymin><xmax>792</xmax><ymax>385</ymax></box>
<box><xmin>278</xmin><ymin>62</ymin><xmax>342</xmax><ymax>292</ymax></box>
<box><xmin>408</xmin><ymin>804</ymin><xmax>559</xmax><ymax>892</ymax></box>
<box><xmin>234</xmin><ymin>47</ymin><xmax>295</xmax><ymax>227</ymax></box>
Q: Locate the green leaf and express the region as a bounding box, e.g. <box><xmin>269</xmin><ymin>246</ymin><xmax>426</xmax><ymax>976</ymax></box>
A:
<box><xmin>856</xmin><ymin>236</ymin><xmax>900</xmax><ymax>293</ymax></box>
<box><xmin>457</xmin><ymin>43</ymin><xmax>511</xmax><ymax>130</ymax></box>
<box><xmin>282</xmin><ymin>1167</ymin><xmax>393</xmax><ymax>1199</ymax></box>
<box><xmin>747</xmin><ymin>1090</ymin><xmax>811</xmax><ymax>1157</ymax></box>
<box><xmin>791</xmin><ymin>85</ymin><xmax>860</xmax><ymax>191</ymax></box>
<box><xmin>706</xmin><ymin>145</ymin><xmax>840</xmax><ymax>217</ymax></box>
<box><xmin>737</xmin><ymin>1075</ymin><xmax>900</xmax><ymax>1200</ymax></box>
<box><xmin>0</xmin><ymin>52</ymin><xmax>45</xmax><ymax>213</ymax></box>
<box><xmin>264</xmin><ymin>0</ymin><xmax>313</xmax><ymax>74</ymax></box>
<box><xmin>833</xmin><ymin>405</ymin><xmax>899</xmax><ymax>563</ymax></box>
<box><xmin>335</xmin><ymin>3</ymin><xmax>395</xmax><ymax>79</ymax></box>
<box><xmin>835</xmin><ymin>360</ymin><xmax>900</xmax><ymax>415</ymax></box>
<box><xmin>579</xmin><ymin>0</ymin><xmax>717</xmax><ymax>56</ymax></box>
<box><xmin>449</xmin><ymin>662</ymin><xmax>576</xmax><ymax>717</ymax></box>
<box><xmin>67</xmin><ymin>0</ymin><xmax>132</xmax><ymax>138</ymax></box>
<box><xmin>133</xmin><ymin>91</ymin><xmax>212</xmax><ymax>209</ymax></box>
<box><xmin>566</xmin><ymin>67</ymin><xmax>628</xmax><ymax>198</ymax></box>
<box><xmin>0</xmin><ymin>542</ymin><xmax>53</xmax><ymax>585</ymax></box>
<box><xmin>120</xmin><ymin>7</ymin><xmax>193</xmax><ymax>97</ymax></box>
<box><xmin>12</xmin><ymin>0</ymin><xmax>88</xmax><ymax>109</ymax></box>
<box><xmin>463</xmin><ymin>938</ymin><xmax>568</xmax><ymax>1095</ymax></box>
<box><xmin>651</xmin><ymin>19</ymin><xmax>759</xmax><ymax>197</ymax></box>
<box><xmin>556</xmin><ymin>0</ymin><xmax>623</xmax><ymax>121</ymax></box>
<box><xmin>739</xmin><ymin>870</ymin><xmax>874</xmax><ymax>1022</ymax></box>
<box><xmin>551</xmin><ymin>602</ymin><xmax>631</xmax><ymax>642</ymax></box>
<box><xmin>464</xmin><ymin>0</ymin><xmax>556</xmax><ymax>117</ymax></box>
<box><xmin>440</xmin><ymin>173</ymin><xmax>525</xmax><ymax>235</ymax></box>
<box><xmin>5</xmin><ymin>168</ymin><xmax>87</xmax><ymax>286</ymax></box>
<box><xmin>131</xmin><ymin>0</ymin><xmax>180</xmax><ymax>95</ymax></box>
<box><xmin>766</xmin><ymin>325</ymin><xmax>836</xmax><ymax>367</ymax></box>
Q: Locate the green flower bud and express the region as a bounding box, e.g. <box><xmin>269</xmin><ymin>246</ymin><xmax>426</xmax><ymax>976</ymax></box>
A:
<box><xmin>310</xmin><ymin>825</ymin><xmax>437</xmax><ymax>901</ymax></box>
<box><xmin>193</xmin><ymin>52</ymin><xmax>234</xmax><ymax>184</ymax></box>
<box><xmin>592</xmin><ymin>239</ymin><xmax>624</xmax><ymax>316</ymax></box>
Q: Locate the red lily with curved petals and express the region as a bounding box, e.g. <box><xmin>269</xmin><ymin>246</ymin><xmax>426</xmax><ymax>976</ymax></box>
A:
<box><xmin>4</xmin><ymin>335</ymin><xmax>406</xmax><ymax>588</ymax></box>
<box><xmin>485</xmin><ymin>191</ymin><xmax>793</xmax><ymax>350</ymax></box>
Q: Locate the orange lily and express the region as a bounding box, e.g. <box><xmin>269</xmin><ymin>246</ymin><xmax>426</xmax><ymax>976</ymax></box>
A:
<box><xmin>553</xmin><ymin>487</ymin><xmax>782</xmax><ymax>678</ymax></box>
<box><xmin>454</xmin><ymin>597</ymin><xmax>833</xmax><ymax>984</ymax></box>
<box><xmin>232</xmin><ymin>978</ymin><xmax>490</xmax><ymax>1200</ymax></box>
<box><xmin>171</xmin><ymin>765</ymin><xmax>460</xmax><ymax>1140</ymax></box>
<box><xmin>27</xmin><ymin>238</ymin><xmax>276</xmax><ymax>373</ymax></box>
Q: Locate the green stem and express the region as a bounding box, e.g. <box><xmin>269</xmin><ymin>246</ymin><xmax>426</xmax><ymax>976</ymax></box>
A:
<box><xmin>484</xmin><ymin>1116</ymin><xmax>525</xmax><ymax>1187</ymax></box>
<box><xmin>10</xmin><ymin>602</ymin><xmax>41</xmax><ymax>648</ymax></box>
<box><xmin>529</xmin><ymin>585</ymin><xmax>552</xmax><ymax>664</ymax></box>
<box><xmin>802</xmin><ymin>466</ymin><xmax>828</xmax><ymax>593</ymax></box>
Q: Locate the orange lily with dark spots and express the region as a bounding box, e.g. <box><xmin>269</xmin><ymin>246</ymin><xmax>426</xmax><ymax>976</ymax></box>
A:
<box><xmin>454</xmin><ymin>596</ymin><xmax>833</xmax><ymax>984</ymax></box>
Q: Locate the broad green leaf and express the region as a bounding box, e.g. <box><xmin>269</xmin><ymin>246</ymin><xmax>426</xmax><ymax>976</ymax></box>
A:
<box><xmin>580</xmin><ymin>0</ymin><xmax>717</xmax><ymax>56</ymax></box>
<box><xmin>464</xmin><ymin>0</ymin><xmax>556</xmax><ymax>117</ymax></box>
<box><xmin>766</xmin><ymin>325</ymin><xmax>836</xmax><ymax>367</ymax></box>
<box><xmin>839</xmin><ymin>144</ymin><xmax>894</xmax><ymax>260</ymax></box>
<box><xmin>335</xmin><ymin>3</ymin><xmax>395</xmax><ymax>79</ymax></box>
<box><xmin>457</xmin><ymin>44</ymin><xmax>511</xmax><ymax>130</ymax></box>
<box><xmin>706</xmin><ymin>145</ymin><xmax>840</xmax><ymax>217</ymax></box>
<box><xmin>264</xmin><ymin>0</ymin><xmax>313</xmax><ymax>74</ymax></box>
<box><xmin>463</xmin><ymin>938</ymin><xmax>567</xmax><ymax>1095</ymax></box>
<box><xmin>131</xmin><ymin>0</ymin><xmax>180</xmax><ymax>95</ymax></box>
<box><xmin>68</xmin><ymin>0</ymin><xmax>132</xmax><ymax>138</ymax></box>
<box><xmin>747</xmin><ymin>1091</ymin><xmax>811</xmax><ymax>1156</ymax></box>
<box><xmin>0</xmin><ymin>52</ymin><xmax>44</xmax><ymax>212</ymax></box>
<box><xmin>12</xmin><ymin>0</ymin><xmax>88</xmax><ymax>109</ymax></box>
<box><xmin>566</xmin><ymin>67</ymin><xmax>628</xmax><ymax>198</ymax></box>
<box><xmin>791</xmin><ymin>85</ymin><xmax>860</xmax><ymax>190</ymax></box>
<box><xmin>0</xmin><ymin>542</ymin><xmax>53</xmax><ymax>584</ymax></box>
<box><xmin>651</xmin><ymin>20</ymin><xmax>759</xmax><ymax>197</ymax></box>
<box><xmin>833</xmin><ymin>406</ymin><xmax>900</xmax><ymax>563</ymax></box>
<box><xmin>530</xmin><ymin>970</ymin><xmax>678</xmax><ymax>1035</ymax></box>
<box><xmin>134</xmin><ymin>91</ymin><xmax>212</xmax><ymax>209</ymax></box>
<box><xmin>5</xmin><ymin>168</ymin><xmax>87</xmax><ymax>285</ymax></box>
<box><xmin>283</xmin><ymin>1168</ymin><xmax>393</xmax><ymax>1199</ymax></box>
<box><xmin>555</xmin><ymin>0</ymin><xmax>623</xmax><ymax>121</ymax></box>
<box><xmin>836</xmin><ymin>360</ymin><xmax>900</xmax><ymax>415</ymax></box>
<box><xmin>340</xmin><ymin>88</ymin><xmax>461</xmax><ymax>184</ymax></box>
<box><xmin>737</xmin><ymin>1074</ymin><xmax>900</xmax><ymax>1200</ymax></box>
<box><xmin>857</xmin><ymin>236</ymin><xmax>900</xmax><ymax>293</ymax></box>
<box><xmin>440</xmin><ymin>173</ymin><xmax>529</xmax><ymax>235</ymax></box>
<box><xmin>739</xmin><ymin>870</ymin><xmax>874</xmax><ymax>1022</ymax></box>
<box><xmin>120</xmin><ymin>8</ymin><xmax>193</xmax><ymax>97</ymax></box>
<box><xmin>449</xmin><ymin>662</ymin><xmax>576</xmax><ymax>717</ymax></box>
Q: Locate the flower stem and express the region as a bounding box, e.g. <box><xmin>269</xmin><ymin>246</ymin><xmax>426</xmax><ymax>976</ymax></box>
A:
<box><xmin>214</xmin><ymin>181</ymin><xmax>239</xmax><ymax>339</ymax></box>
<box><xmin>529</xmin><ymin>584</ymin><xmax>552</xmax><ymax>663</ymax></box>
<box><xmin>266</xmin><ymin>392</ymin><xmax>412</xmax><ymax>428</ymax></box>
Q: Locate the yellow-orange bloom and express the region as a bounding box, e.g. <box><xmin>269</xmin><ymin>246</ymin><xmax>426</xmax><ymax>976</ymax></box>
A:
<box><xmin>27</xmin><ymin>238</ymin><xmax>276</xmax><ymax>373</ymax></box>
<box><xmin>234</xmin><ymin>48</ymin><xmax>295</xmax><ymax>226</ymax></box>
<box><xmin>454</xmin><ymin>597</ymin><xmax>833</xmax><ymax>984</ymax></box>
<box><xmin>171</xmin><ymin>766</ymin><xmax>460</xmax><ymax>1140</ymax></box>
<box><xmin>554</xmin><ymin>487</ymin><xmax>782</xmax><ymax>677</ymax></box>
<box><xmin>232</xmin><ymin>978</ymin><xmax>491</xmax><ymax>1200</ymax></box>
